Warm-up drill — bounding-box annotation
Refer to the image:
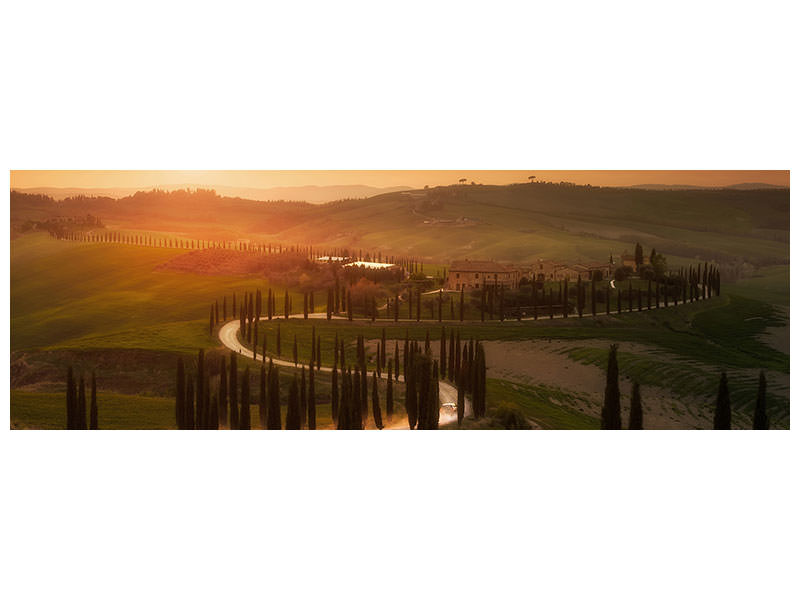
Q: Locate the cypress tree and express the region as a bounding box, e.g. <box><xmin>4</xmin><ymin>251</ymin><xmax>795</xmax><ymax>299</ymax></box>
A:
<box><xmin>196</xmin><ymin>349</ymin><xmax>205</xmax><ymax>429</ymax></box>
<box><xmin>186</xmin><ymin>378</ymin><xmax>195</xmax><ymax>429</ymax></box>
<box><xmin>240</xmin><ymin>368</ymin><xmax>251</xmax><ymax>430</ymax></box>
<box><xmin>308</xmin><ymin>363</ymin><xmax>316</xmax><ymax>430</ymax></box>
<box><xmin>317</xmin><ymin>335</ymin><xmax>321</xmax><ymax>369</ymax></box>
<box><xmin>381</xmin><ymin>328</ymin><xmax>387</xmax><ymax>370</ymax></box>
<box><xmin>300</xmin><ymin>366</ymin><xmax>307</xmax><ymax>428</ymax></box>
<box><xmin>209</xmin><ymin>304</ymin><xmax>214</xmax><ymax>335</ymax></box>
<box><xmin>347</xmin><ymin>289</ymin><xmax>353</xmax><ymax>321</ymax></box>
<box><xmin>259</xmin><ymin>365</ymin><xmax>267</xmax><ymax>429</ymax></box>
<box><xmin>303</xmin><ymin>292</ymin><xmax>308</xmax><ymax>319</ymax></box>
<box><xmin>336</xmin><ymin>368</ymin><xmax>349</xmax><ymax>430</ymax></box>
<box><xmin>753</xmin><ymin>371</ymin><xmax>769</xmax><ymax>430</ymax></box>
<box><xmin>176</xmin><ymin>358</ymin><xmax>185</xmax><ymax>429</ymax></box>
<box><xmin>209</xmin><ymin>384</ymin><xmax>219</xmax><ymax>430</ymax></box>
<box><xmin>66</xmin><ymin>366</ymin><xmax>75</xmax><ymax>429</ymax></box>
<box><xmin>394</xmin><ymin>341</ymin><xmax>400</xmax><ymax>381</ymax></box>
<box><xmin>457</xmin><ymin>368</ymin><xmax>465</xmax><ymax>426</ymax></box>
<box><xmin>229</xmin><ymin>352</ymin><xmax>239</xmax><ymax>429</ymax></box>
<box><xmin>448</xmin><ymin>330</ymin><xmax>455</xmax><ymax>381</ymax></box>
<box><xmin>286</xmin><ymin>376</ymin><xmax>301</xmax><ymax>429</ymax></box>
<box><xmin>440</xmin><ymin>327</ymin><xmax>447</xmax><ymax>378</ymax></box>
<box><xmin>473</xmin><ymin>343</ymin><xmax>487</xmax><ymax>419</ymax></box>
<box><xmin>360</xmin><ymin>365</ymin><xmax>368</xmax><ymax>427</ymax></box>
<box><xmin>416</xmin><ymin>288</ymin><xmax>421</xmax><ymax>322</ymax></box>
<box><xmin>90</xmin><ymin>371</ymin><xmax>98</xmax><ymax>430</ymax></box>
<box><xmin>78</xmin><ymin>375</ymin><xmax>87</xmax><ymax>430</ymax></box>
<box><xmin>386</xmin><ymin>362</ymin><xmax>394</xmax><ymax>423</ymax></box>
<box><xmin>714</xmin><ymin>372</ymin><xmax>731</xmax><ymax>430</ymax></box>
<box><xmin>219</xmin><ymin>356</ymin><xmax>228</xmax><ymax>428</ymax></box>
<box><xmin>293</xmin><ymin>335</ymin><xmax>298</xmax><ymax>366</ymax></box>
<box><xmin>284</xmin><ymin>290</ymin><xmax>290</xmax><ymax>319</ymax></box>
<box><xmin>267</xmin><ymin>360</ymin><xmax>282</xmax><ymax>430</ymax></box>
<box><xmin>372</xmin><ymin>372</ymin><xmax>384</xmax><ymax>430</ymax></box>
<box><xmin>629</xmin><ymin>382</ymin><xmax>643</xmax><ymax>429</ymax></box>
<box><xmin>331</xmin><ymin>365</ymin><xmax>339</xmax><ymax>426</ymax></box>
<box><xmin>601</xmin><ymin>344</ymin><xmax>622</xmax><ymax>429</ymax></box>
<box><xmin>352</xmin><ymin>367</ymin><xmax>363</xmax><ymax>429</ymax></box>
<box><xmin>406</xmin><ymin>352</ymin><xmax>418</xmax><ymax>429</ymax></box>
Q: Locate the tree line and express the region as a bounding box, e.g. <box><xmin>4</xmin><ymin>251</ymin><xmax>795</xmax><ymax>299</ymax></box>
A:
<box><xmin>176</xmin><ymin>320</ymin><xmax>489</xmax><ymax>429</ymax></box>
<box><xmin>64</xmin><ymin>366</ymin><xmax>99</xmax><ymax>429</ymax></box>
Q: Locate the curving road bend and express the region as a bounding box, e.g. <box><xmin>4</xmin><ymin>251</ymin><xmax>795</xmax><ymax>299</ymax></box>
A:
<box><xmin>218</xmin><ymin>314</ymin><xmax>465</xmax><ymax>428</ymax></box>
<box><xmin>218</xmin><ymin>286</ymin><xmax>710</xmax><ymax>427</ymax></box>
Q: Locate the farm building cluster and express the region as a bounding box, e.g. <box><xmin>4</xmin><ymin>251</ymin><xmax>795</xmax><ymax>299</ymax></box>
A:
<box><xmin>445</xmin><ymin>254</ymin><xmax>646</xmax><ymax>291</ymax></box>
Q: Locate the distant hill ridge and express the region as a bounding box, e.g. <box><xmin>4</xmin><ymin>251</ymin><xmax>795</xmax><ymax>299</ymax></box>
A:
<box><xmin>12</xmin><ymin>183</ymin><xmax>413</xmax><ymax>203</ymax></box>
<box><xmin>10</xmin><ymin>182</ymin><xmax>789</xmax><ymax>268</ymax></box>
<box><xmin>630</xmin><ymin>182</ymin><xmax>786</xmax><ymax>191</ymax></box>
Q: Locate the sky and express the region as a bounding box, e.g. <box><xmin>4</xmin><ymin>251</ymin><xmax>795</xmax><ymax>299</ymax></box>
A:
<box><xmin>10</xmin><ymin>170</ymin><xmax>789</xmax><ymax>190</ymax></box>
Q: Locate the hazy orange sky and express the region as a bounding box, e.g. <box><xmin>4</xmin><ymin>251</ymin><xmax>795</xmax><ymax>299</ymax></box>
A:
<box><xmin>10</xmin><ymin>170</ymin><xmax>789</xmax><ymax>190</ymax></box>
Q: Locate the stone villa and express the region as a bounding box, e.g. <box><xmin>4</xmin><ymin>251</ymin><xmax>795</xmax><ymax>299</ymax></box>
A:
<box><xmin>446</xmin><ymin>260</ymin><xmax>520</xmax><ymax>290</ymax></box>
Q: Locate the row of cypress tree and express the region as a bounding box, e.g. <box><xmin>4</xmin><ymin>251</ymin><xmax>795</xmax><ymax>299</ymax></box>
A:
<box><xmin>65</xmin><ymin>367</ymin><xmax>98</xmax><ymax>429</ymax></box>
<box><xmin>602</xmin><ymin>344</ymin><xmax>771</xmax><ymax>429</ymax></box>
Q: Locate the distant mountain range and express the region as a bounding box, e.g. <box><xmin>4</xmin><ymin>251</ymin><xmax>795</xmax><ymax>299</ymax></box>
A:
<box><xmin>12</xmin><ymin>183</ymin><xmax>413</xmax><ymax>203</ymax></box>
<box><xmin>630</xmin><ymin>182</ymin><xmax>787</xmax><ymax>191</ymax></box>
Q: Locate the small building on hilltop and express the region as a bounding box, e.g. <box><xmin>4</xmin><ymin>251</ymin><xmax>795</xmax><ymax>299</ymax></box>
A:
<box><xmin>447</xmin><ymin>259</ymin><xmax>520</xmax><ymax>290</ymax></box>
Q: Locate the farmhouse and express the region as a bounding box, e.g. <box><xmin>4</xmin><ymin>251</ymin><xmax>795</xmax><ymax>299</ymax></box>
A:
<box><xmin>530</xmin><ymin>259</ymin><xmax>612</xmax><ymax>281</ymax></box>
<box><xmin>530</xmin><ymin>259</ymin><xmax>565</xmax><ymax>281</ymax></box>
<box><xmin>447</xmin><ymin>259</ymin><xmax>520</xmax><ymax>290</ymax></box>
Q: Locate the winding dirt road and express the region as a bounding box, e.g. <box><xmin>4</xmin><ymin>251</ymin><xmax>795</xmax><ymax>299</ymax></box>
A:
<box><xmin>218</xmin><ymin>288</ymin><xmax>710</xmax><ymax>427</ymax></box>
<box><xmin>218</xmin><ymin>313</ymin><xmax>464</xmax><ymax>427</ymax></box>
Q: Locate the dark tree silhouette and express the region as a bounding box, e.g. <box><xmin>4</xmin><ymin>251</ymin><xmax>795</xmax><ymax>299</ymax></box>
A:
<box><xmin>78</xmin><ymin>375</ymin><xmax>87</xmax><ymax>430</ymax></box>
<box><xmin>714</xmin><ymin>372</ymin><xmax>731</xmax><ymax>430</ymax></box>
<box><xmin>175</xmin><ymin>358</ymin><xmax>185</xmax><ymax>429</ymax></box>
<box><xmin>457</xmin><ymin>369</ymin><xmax>465</xmax><ymax>426</ymax></box>
<box><xmin>386</xmin><ymin>362</ymin><xmax>393</xmax><ymax>424</ymax></box>
<box><xmin>286</xmin><ymin>376</ymin><xmax>301</xmax><ymax>429</ymax></box>
<box><xmin>90</xmin><ymin>371</ymin><xmax>98</xmax><ymax>430</ymax></box>
<box><xmin>601</xmin><ymin>344</ymin><xmax>622</xmax><ymax>429</ymax></box>
<box><xmin>307</xmin><ymin>363</ymin><xmax>316</xmax><ymax>430</ymax></box>
<box><xmin>372</xmin><ymin>372</ymin><xmax>384</xmax><ymax>430</ymax></box>
<box><xmin>240</xmin><ymin>367</ymin><xmax>251</xmax><ymax>430</ymax></box>
<box><xmin>753</xmin><ymin>371</ymin><xmax>769</xmax><ymax>430</ymax></box>
<box><xmin>259</xmin><ymin>365</ymin><xmax>267</xmax><ymax>429</ymax></box>
<box><xmin>267</xmin><ymin>360</ymin><xmax>282</xmax><ymax>430</ymax></box>
<box><xmin>300</xmin><ymin>366</ymin><xmax>307</xmax><ymax>428</ymax></box>
<box><xmin>219</xmin><ymin>356</ymin><xmax>228</xmax><ymax>428</ymax></box>
<box><xmin>629</xmin><ymin>382</ymin><xmax>643</xmax><ymax>429</ymax></box>
<box><xmin>229</xmin><ymin>352</ymin><xmax>239</xmax><ymax>430</ymax></box>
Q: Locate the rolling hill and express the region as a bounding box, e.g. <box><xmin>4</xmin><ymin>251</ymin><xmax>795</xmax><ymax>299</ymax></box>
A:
<box><xmin>11</xmin><ymin>182</ymin><xmax>789</xmax><ymax>269</ymax></box>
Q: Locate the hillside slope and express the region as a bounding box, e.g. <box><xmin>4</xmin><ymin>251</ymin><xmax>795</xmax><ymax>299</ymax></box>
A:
<box><xmin>11</xmin><ymin>183</ymin><xmax>789</xmax><ymax>267</ymax></box>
